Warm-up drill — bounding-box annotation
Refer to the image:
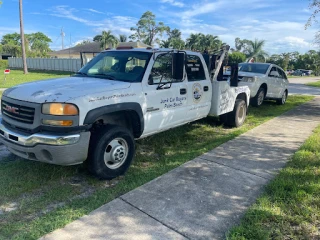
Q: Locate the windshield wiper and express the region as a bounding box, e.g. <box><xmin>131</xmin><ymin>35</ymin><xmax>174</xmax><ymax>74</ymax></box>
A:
<box><xmin>91</xmin><ymin>74</ymin><xmax>116</xmax><ymax>80</ymax></box>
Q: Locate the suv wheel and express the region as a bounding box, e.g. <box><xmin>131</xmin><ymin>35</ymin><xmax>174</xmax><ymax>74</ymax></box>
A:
<box><xmin>252</xmin><ymin>87</ymin><xmax>265</xmax><ymax>107</ymax></box>
<box><xmin>88</xmin><ymin>125</ymin><xmax>135</xmax><ymax>180</ymax></box>
<box><xmin>277</xmin><ymin>90</ymin><xmax>288</xmax><ymax>105</ymax></box>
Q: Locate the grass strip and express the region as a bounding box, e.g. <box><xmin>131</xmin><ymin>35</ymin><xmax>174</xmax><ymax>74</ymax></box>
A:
<box><xmin>0</xmin><ymin>69</ymin><xmax>69</xmax><ymax>88</ymax></box>
<box><xmin>306</xmin><ymin>81</ymin><xmax>320</xmax><ymax>88</ymax></box>
<box><xmin>228</xmin><ymin>125</ymin><xmax>320</xmax><ymax>240</ymax></box>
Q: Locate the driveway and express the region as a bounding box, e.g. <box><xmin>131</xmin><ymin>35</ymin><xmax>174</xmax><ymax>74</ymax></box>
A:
<box><xmin>288</xmin><ymin>76</ymin><xmax>320</xmax><ymax>96</ymax></box>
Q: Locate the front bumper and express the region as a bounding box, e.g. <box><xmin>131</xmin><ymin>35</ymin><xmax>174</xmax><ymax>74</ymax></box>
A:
<box><xmin>0</xmin><ymin>118</ymin><xmax>91</xmax><ymax>165</ymax></box>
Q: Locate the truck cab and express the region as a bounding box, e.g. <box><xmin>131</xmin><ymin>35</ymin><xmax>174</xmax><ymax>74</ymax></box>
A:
<box><xmin>0</xmin><ymin>45</ymin><xmax>249</xmax><ymax>179</ymax></box>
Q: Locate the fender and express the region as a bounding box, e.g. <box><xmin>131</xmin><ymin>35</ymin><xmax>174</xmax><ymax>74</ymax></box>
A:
<box><xmin>84</xmin><ymin>102</ymin><xmax>144</xmax><ymax>137</ymax></box>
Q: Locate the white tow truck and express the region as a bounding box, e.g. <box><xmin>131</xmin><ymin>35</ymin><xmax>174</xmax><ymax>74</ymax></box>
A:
<box><xmin>0</xmin><ymin>44</ymin><xmax>250</xmax><ymax>179</ymax></box>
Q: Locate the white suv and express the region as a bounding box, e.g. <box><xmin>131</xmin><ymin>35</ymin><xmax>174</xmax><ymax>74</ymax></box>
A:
<box><xmin>237</xmin><ymin>63</ymin><xmax>289</xmax><ymax>107</ymax></box>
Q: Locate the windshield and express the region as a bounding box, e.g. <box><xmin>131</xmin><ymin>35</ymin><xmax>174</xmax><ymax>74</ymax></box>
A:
<box><xmin>76</xmin><ymin>51</ymin><xmax>152</xmax><ymax>82</ymax></box>
<box><xmin>239</xmin><ymin>63</ymin><xmax>270</xmax><ymax>74</ymax></box>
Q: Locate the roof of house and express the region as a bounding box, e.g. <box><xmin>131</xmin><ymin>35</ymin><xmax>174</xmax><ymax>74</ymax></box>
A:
<box><xmin>49</xmin><ymin>42</ymin><xmax>102</xmax><ymax>56</ymax></box>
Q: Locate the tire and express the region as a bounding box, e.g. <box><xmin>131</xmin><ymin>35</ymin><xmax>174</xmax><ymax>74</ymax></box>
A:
<box><xmin>220</xmin><ymin>99</ymin><xmax>247</xmax><ymax>127</ymax></box>
<box><xmin>88</xmin><ymin>125</ymin><xmax>135</xmax><ymax>180</ymax></box>
<box><xmin>277</xmin><ymin>90</ymin><xmax>288</xmax><ymax>105</ymax></box>
<box><xmin>252</xmin><ymin>87</ymin><xmax>265</xmax><ymax>107</ymax></box>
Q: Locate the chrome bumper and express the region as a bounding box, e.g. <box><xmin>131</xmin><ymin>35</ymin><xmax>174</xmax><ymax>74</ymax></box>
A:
<box><xmin>0</xmin><ymin>119</ymin><xmax>80</xmax><ymax>147</ymax></box>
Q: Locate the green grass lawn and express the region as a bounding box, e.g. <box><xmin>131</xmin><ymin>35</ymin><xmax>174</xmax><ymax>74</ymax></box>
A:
<box><xmin>0</xmin><ymin>95</ymin><xmax>313</xmax><ymax>240</ymax></box>
<box><xmin>228</xmin><ymin>125</ymin><xmax>320</xmax><ymax>240</ymax></box>
<box><xmin>306</xmin><ymin>81</ymin><xmax>320</xmax><ymax>88</ymax></box>
<box><xmin>0</xmin><ymin>69</ymin><xmax>70</xmax><ymax>88</ymax></box>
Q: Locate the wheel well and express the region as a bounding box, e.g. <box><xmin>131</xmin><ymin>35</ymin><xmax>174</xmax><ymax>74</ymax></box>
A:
<box><xmin>236</xmin><ymin>92</ymin><xmax>248</xmax><ymax>106</ymax></box>
<box><xmin>260</xmin><ymin>83</ymin><xmax>268</xmax><ymax>96</ymax></box>
<box><xmin>91</xmin><ymin>111</ymin><xmax>142</xmax><ymax>138</ymax></box>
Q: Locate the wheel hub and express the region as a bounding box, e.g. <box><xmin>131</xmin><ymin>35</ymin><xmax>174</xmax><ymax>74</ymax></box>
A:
<box><xmin>104</xmin><ymin>138</ymin><xmax>128</xmax><ymax>169</ymax></box>
<box><xmin>238</xmin><ymin>104</ymin><xmax>245</xmax><ymax>123</ymax></box>
<box><xmin>258</xmin><ymin>91</ymin><xmax>264</xmax><ymax>105</ymax></box>
<box><xmin>282</xmin><ymin>92</ymin><xmax>287</xmax><ymax>103</ymax></box>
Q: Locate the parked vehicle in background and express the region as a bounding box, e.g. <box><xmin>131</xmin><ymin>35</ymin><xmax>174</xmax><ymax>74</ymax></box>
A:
<box><xmin>0</xmin><ymin>44</ymin><xmax>250</xmax><ymax>180</ymax></box>
<box><xmin>237</xmin><ymin>63</ymin><xmax>289</xmax><ymax>107</ymax></box>
<box><xmin>292</xmin><ymin>70</ymin><xmax>304</xmax><ymax>76</ymax></box>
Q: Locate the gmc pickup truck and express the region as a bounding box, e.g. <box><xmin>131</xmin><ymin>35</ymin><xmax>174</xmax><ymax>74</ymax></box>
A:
<box><xmin>0</xmin><ymin>45</ymin><xmax>250</xmax><ymax>179</ymax></box>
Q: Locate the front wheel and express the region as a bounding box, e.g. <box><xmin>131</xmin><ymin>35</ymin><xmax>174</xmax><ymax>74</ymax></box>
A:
<box><xmin>252</xmin><ymin>87</ymin><xmax>265</xmax><ymax>107</ymax></box>
<box><xmin>88</xmin><ymin>125</ymin><xmax>135</xmax><ymax>180</ymax></box>
<box><xmin>277</xmin><ymin>90</ymin><xmax>288</xmax><ymax>105</ymax></box>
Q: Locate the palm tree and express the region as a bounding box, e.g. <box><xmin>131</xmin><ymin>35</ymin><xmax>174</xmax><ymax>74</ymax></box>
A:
<box><xmin>99</xmin><ymin>30</ymin><xmax>118</xmax><ymax>49</ymax></box>
<box><xmin>119</xmin><ymin>34</ymin><xmax>127</xmax><ymax>42</ymax></box>
<box><xmin>186</xmin><ymin>33</ymin><xmax>201</xmax><ymax>51</ymax></box>
<box><xmin>200</xmin><ymin>34</ymin><xmax>222</xmax><ymax>52</ymax></box>
<box><xmin>19</xmin><ymin>0</ymin><xmax>28</xmax><ymax>74</ymax></box>
<box><xmin>160</xmin><ymin>40</ymin><xmax>171</xmax><ymax>48</ymax></box>
<box><xmin>245</xmin><ymin>39</ymin><xmax>268</xmax><ymax>62</ymax></box>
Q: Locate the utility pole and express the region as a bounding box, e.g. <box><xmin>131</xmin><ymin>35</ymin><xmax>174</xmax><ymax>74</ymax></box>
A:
<box><xmin>61</xmin><ymin>28</ymin><xmax>65</xmax><ymax>50</ymax></box>
<box><xmin>19</xmin><ymin>0</ymin><xmax>28</xmax><ymax>74</ymax></box>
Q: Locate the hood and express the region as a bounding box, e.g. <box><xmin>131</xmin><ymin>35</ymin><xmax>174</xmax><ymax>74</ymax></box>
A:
<box><xmin>3</xmin><ymin>77</ymin><xmax>131</xmax><ymax>103</ymax></box>
<box><xmin>238</xmin><ymin>71</ymin><xmax>265</xmax><ymax>78</ymax></box>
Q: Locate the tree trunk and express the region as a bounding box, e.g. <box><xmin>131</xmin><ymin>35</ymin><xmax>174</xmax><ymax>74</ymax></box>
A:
<box><xmin>19</xmin><ymin>0</ymin><xmax>28</xmax><ymax>74</ymax></box>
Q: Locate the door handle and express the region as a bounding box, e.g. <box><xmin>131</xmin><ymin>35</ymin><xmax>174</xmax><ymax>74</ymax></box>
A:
<box><xmin>180</xmin><ymin>88</ymin><xmax>187</xmax><ymax>95</ymax></box>
<box><xmin>204</xmin><ymin>86</ymin><xmax>209</xmax><ymax>92</ymax></box>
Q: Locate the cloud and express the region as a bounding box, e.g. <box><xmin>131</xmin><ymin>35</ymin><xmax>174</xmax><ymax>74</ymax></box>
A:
<box><xmin>94</xmin><ymin>16</ymin><xmax>138</xmax><ymax>35</ymax></box>
<box><xmin>84</xmin><ymin>8</ymin><xmax>105</xmax><ymax>14</ymax></box>
<box><xmin>160</xmin><ymin>0</ymin><xmax>184</xmax><ymax>8</ymax></box>
<box><xmin>276</xmin><ymin>36</ymin><xmax>311</xmax><ymax>47</ymax></box>
<box><xmin>180</xmin><ymin>2</ymin><xmax>224</xmax><ymax>18</ymax></box>
<box><xmin>50</xmin><ymin>6</ymin><xmax>104</xmax><ymax>27</ymax></box>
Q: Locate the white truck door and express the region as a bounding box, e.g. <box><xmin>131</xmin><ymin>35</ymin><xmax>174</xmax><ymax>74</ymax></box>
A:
<box><xmin>141</xmin><ymin>53</ymin><xmax>188</xmax><ymax>136</ymax></box>
<box><xmin>185</xmin><ymin>54</ymin><xmax>212</xmax><ymax>121</ymax></box>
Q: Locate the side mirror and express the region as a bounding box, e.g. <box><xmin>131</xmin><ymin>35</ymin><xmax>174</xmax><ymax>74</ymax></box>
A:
<box><xmin>270</xmin><ymin>71</ymin><xmax>279</xmax><ymax>77</ymax></box>
<box><xmin>172</xmin><ymin>52</ymin><xmax>185</xmax><ymax>80</ymax></box>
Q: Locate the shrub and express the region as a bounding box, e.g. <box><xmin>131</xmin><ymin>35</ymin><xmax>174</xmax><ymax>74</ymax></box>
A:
<box><xmin>0</xmin><ymin>60</ymin><xmax>8</xmax><ymax>69</ymax></box>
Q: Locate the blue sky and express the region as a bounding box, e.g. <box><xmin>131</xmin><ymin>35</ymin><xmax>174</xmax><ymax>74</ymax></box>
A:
<box><xmin>0</xmin><ymin>0</ymin><xmax>318</xmax><ymax>54</ymax></box>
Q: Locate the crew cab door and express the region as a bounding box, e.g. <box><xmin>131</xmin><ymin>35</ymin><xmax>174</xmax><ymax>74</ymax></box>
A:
<box><xmin>185</xmin><ymin>54</ymin><xmax>211</xmax><ymax>121</ymax></box>
<box><xmin>141</xmin><ymin>52</ymin><xmax>188</xmax><ymax>136</ymax></box>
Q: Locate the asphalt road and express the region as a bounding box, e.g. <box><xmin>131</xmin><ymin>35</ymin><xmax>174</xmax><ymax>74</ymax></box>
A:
<box><xmin>288</xmin><ymin>76</ymin><xmax>320</xmax><ymax>96</ymax></box>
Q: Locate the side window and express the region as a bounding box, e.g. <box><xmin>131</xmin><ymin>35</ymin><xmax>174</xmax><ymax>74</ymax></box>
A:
<box><xmin>186</xmin><ymin>55</ymin><xmax>205</xmax><ymax>81</ymax></box>
<box><xmin>277</xmin><ymin>68</ymin><xmax>287</xmax><ymax>79</ymax></box>
<box><xmin>149</xmin><ymin>53</ymin><xmax>173</xmax><ymax>85</ymax></box>
<box><xmin>269</xmin><ymin>67</ymin><xmax>278</xmax><ymax>77</ymax></box>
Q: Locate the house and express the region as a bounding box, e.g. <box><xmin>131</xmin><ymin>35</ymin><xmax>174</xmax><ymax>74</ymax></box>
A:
<box><xmin>48</xmin><ymin>42</ymin><xmax>102</xmax><ymax>59</ymax></box>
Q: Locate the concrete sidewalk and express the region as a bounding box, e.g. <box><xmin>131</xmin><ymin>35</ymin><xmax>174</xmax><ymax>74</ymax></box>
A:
<box><xmin>41</xmin><ymin>98</ymin><xmax>320</xmax><ymax>240</ymax></box>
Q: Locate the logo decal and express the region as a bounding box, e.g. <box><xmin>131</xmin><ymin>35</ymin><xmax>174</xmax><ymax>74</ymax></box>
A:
<box><xmin>192</xmin><ymin>83</ymin><xmax>203</xmax><ymax>103</ymax></box>
<box><xmin>3</xmin><ymin>104</ymin><xmax>19</xmax><ymax>114</ymax></box>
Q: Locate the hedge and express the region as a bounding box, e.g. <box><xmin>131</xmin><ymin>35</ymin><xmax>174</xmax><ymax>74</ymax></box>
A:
<box><xmin>0</xmin><ymin>60</ymin><xmax>8</xmax><ymax>69</ymax></box>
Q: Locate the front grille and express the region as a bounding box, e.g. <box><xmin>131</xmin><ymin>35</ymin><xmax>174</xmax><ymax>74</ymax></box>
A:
<box><xmin>2</xmin><ymin>100</ymin><xmax>35</xmax><ymax>124</ymax></box>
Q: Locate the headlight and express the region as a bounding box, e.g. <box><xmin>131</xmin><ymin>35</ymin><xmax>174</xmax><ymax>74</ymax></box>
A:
<box><xmin>242</xmin><ymin>77</ymin><xmax>257</xmax><ymax>83</ymax></box>
<box><xmin>42</xmin><ymin>103</ymin><xmax>79</xmax><ymax>116</ymax></box>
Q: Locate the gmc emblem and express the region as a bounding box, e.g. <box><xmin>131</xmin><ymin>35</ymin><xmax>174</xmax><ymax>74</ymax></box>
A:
<box><xmin>3</xmin><ymin>105</ymin><xmax>19</xmax><ymax>114</ymax></box>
